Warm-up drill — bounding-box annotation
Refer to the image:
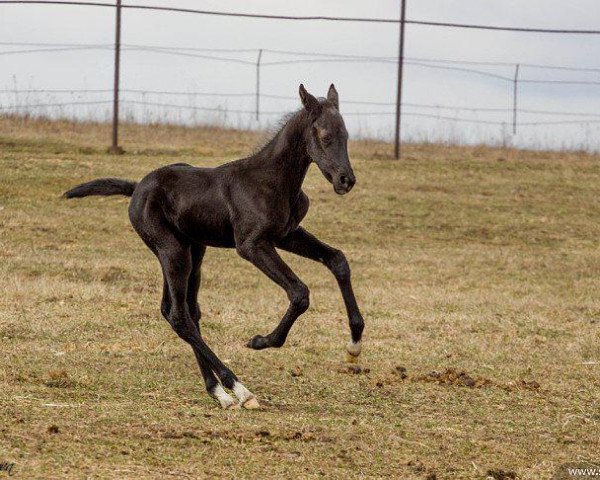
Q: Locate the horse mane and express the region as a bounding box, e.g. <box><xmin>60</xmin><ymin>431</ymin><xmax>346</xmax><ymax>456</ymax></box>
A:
<box><xmin>251</xmin><ymin>108</ymin><xmax>309</xmax><ymax>160</ymax></box>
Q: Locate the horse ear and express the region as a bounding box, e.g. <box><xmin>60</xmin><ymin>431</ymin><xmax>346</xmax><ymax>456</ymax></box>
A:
<box><xmin>299</xmin><ymin>84</ymin><xmax>320</xmax><ymax>115</ymax></box>
<box><xmin>327</xmin><ymin>83</ymin><xmax>339</xmax><ymax>109</ymax></box>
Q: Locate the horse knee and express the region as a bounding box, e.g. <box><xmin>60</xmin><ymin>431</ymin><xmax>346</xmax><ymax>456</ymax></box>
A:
<box><xmin>329</xmin><ymin>250</ymin><xmax>351</xmax><ymax>282</ymax></box>
<box><xmin>289</xmin><ymin>282</ymin><xmax>310</xmax><ymax>313</ymax></box>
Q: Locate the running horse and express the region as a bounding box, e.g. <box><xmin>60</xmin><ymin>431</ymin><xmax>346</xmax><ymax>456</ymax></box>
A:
<box><xmin>64</xmin><ymin>84</ymin><xmax>365</xmax><ymax>409</ymax></box>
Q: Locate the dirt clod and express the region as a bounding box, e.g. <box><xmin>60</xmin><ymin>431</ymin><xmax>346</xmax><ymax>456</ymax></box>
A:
<box><xmin>486</xmin><ymin>468</ymin><xmax>517</xmax><ymax>479</ymax></box>
<box><xmin>44</xmin><ymin>370</ymin><xmax>77</xmax><ymax>388</ymax></box>
<box><xmin>47</xmin><ymin>425</ymin><xmax>60</xmax><ymax>434</ymax></box>
<box><xmin>407</xmin><ymin>460</ymin><xmax>424</xmax><ymax>473</ymax></box>
<box><xmin>338</xmin><ymin>365</ymin><xmax>368</xmax><ymax>375</ymax></box>
<box><xmin>516</xmin><ymin>379</ymin><xmax>540</xmax><ymax>390</ymax></box>
<box><xmin>415</xmin><ymin>368</ymin><xmax>485</xmax><ymax>388</ymax></box>
<box><xmin>462</xmin><ymin>376</ymin><xmax>476</xmax><ymax>387</ymax></box>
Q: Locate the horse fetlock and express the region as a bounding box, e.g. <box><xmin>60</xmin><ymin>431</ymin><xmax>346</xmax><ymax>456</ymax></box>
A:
<box><xmin>350</xmin><ymin>315</ymin><xmax>365</xmax><ymax>339</ymax></box>
<box><xmin>247</xmin><ymin>334</ymin><xmax>273</xmax><ymax>350</ymax></box>
<box><xmin>268</xmin><ymin>335</ymin><xmax>285</xmax><ymax>348</ymax></box>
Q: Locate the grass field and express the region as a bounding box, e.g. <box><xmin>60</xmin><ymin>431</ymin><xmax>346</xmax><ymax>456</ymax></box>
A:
<box><xmin>1</xmin><ymin>116</ymin><xmax>599</xmax><ymax>479</ymax></box>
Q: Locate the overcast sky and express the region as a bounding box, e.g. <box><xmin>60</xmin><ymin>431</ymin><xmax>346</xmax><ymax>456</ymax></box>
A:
<box><xmin>2</xmin><ymin>0</ymin><xmax>600</xmax><ymax>150</ymax></box>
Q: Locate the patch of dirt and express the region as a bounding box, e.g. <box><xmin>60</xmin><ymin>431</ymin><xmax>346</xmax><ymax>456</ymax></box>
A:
<box><xmin>161</xmin><ymin>431</ymin><xmax>200</xmax><ymax>440</ymax></box>
<box><xmin>43</xmin><ymin>369</ymin><xmax>79</xmax><ymax>389</ymax></box>
<box><xmin>511</xmin><ymin>379</ymin><xmax>540</xmax><ymax>391</ymax></box>
<box><xmin>409</xmin><ymin>368</ymin><xmax>541</xmax><ymax>393</ymax></box>
<box><xmin>155</xmin><ymin>426</ymin><xmax>333</xmax><ymax>444</ymax></box>
<box><xmin>338</xmin><ymin>365</ymin><xmax>370</xmax><ymax>375</ymax></box>
<box><xmin>487</xmin><ymin>468</ymin><xmax>518</xmax><ymax>479</ymax></box>
<box><xmin>47</xmin><ymin>425</ymin><xmax>60</xmax><ymax>434</ymax></box>
<box><xmin>98</xmin><ymin>266</ymin><xmax>129</xmax><ymax>282</ymax></box>
<box><xmin>412</xmin><ymin>368</ymin><xmax>492</xmax><ymax>389</ymax></box>
<box><xmin>406</xmin><ymin>460</ymin><xmax>437</xmax><ymax>479</ymax></box>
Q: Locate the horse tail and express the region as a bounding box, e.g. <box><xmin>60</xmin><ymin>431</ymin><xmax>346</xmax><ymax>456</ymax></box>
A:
<box><xmin>63</xmin><ymin>178</ymin><xmax>137</xmax><ymax>199</ymax></box>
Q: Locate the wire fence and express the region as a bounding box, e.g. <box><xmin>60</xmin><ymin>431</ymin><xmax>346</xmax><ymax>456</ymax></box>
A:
<box><xmin>2</xmin><ymin>1</ymin><xmax>600</xmax><ymax>155</ymax></box>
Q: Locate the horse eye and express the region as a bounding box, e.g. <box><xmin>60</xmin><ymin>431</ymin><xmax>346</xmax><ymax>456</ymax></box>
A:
<box><xmin>321</xmin><ymin>135</ymin><xmax>332</xmax><ymax>146</ymax></box>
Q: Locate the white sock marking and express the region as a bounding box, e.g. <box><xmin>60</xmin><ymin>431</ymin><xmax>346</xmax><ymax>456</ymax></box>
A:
<box><xmin>232</xmin><ymin>382</ymin><xmax>254</xmax><ymax>403</ymax></box>
<box><xmin>212</xmin><ymin>385</ymin><xmax>236</xmax><ymax>408</ymax></box>
<box><xmin>346</xmin><ymin>340</ymin><xmax>362</xmax><ymax>357</ymax></box>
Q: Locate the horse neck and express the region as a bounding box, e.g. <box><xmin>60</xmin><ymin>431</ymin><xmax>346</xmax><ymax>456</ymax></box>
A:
<box><xmin>254</xmin><ymin>111</ymin><xmax>312</xmax><ymax>195</ymax></box>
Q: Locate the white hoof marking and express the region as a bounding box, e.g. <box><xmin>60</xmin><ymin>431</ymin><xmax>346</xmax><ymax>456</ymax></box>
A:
<box><xmin>232</xmin><ymin>381</ymin><xmax>258</xmax><ymax>408</ymax></box>
<box><xmin>346</xmin><ymin>340</ymin><xmax>362</xmax><ymax>357</ymax></box>
<box><xmin>346</xmin><ymin>340</ymin><xmax>361</xmax><ymax>363</ymax></box>
<box><xmin>212</xmin><ymin>385</ymin><xmax>237</xmax><ymax>409</ymax></box>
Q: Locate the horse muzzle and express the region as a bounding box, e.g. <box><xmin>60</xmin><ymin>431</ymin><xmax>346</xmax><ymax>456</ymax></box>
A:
<box><xmin>334</xmin><ymin>173</ymin><xmax>355</xmax><ymax>195</ymax></box>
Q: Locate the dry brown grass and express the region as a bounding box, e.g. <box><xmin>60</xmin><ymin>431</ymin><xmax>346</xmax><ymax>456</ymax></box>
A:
<box><xmin>1</xmin><ymin>115</ymin><xmax>599</xmax><ymax>479</ymax></box>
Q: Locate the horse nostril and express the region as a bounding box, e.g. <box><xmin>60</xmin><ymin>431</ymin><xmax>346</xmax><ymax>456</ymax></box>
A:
<box><xmin>340</xmin><ymin>175</ymin><xmax>349</xmax><ymax>186</ymax></box>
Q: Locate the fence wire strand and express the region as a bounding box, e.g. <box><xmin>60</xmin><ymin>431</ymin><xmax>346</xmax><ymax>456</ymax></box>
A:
<box><xmin>3</xmin><ymin>1</ymin><xmax>600</xmax><ymax>34</ymax></box>
<box><xmin>3</xmin><ymin>1</ymin><xmax>600</xmax><ymax>136</ymax></box>
<box><xmin>4</xmin><ymin>98</ymin><xmax>600</xmax><ymax>126</ymax></box>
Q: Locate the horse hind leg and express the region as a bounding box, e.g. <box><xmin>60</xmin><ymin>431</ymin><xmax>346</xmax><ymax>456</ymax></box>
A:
<box><xmin>159</xmin><ymin>239</ymin><xmax>259</xmax><ymax>409</ymax></box>
<box><xmin>185</xmin><ymin>245</ymin><xmax>241</xmax><ymax>408</ymax></box>
<box><xmin>187</xmin><ymin>245</ymin><xmax>207</xmax><ymax>330</ymax></box>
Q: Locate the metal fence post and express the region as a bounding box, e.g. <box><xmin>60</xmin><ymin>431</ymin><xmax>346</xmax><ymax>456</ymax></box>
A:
<box><xmin>512</xmin><ymin>63</ymin><xmax>519</xmax><ymax>135</ymax></box>
<box><xmin>255</xmin><ymin>48</ymin><xmax>263</xmax><ymax>122</ymax></box>
<box><xmin>110</xmin><ymin>0</ymin><xmax>123</xmax><ymax>154</ymax></box>
<box><xmin>394</xmin><ymin>0</ymin><xmax>407</xmax><ymax>159</ymax></box>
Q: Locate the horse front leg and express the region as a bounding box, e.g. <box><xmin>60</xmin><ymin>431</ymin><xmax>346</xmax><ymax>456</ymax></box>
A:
<box><xmin>236</xmin><ymin>238</ymin><xmax>310</xmax><ymax>350</ymax></box>
<box><xmin>278</xmin><ymin>227</ymin><xmax>365</xmax><ymax>363</ymax></box>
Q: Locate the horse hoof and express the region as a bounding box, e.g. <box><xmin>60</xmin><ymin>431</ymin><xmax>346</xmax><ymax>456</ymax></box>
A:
<box><xmin>242</xmin><ymin>397</ymin><xmax>260</xmax><ymax>410</ymax></box>
<box><xmin>346</xmin><ymin>340</ymin><xmax>361</xmax><ymax>363</ymax></box>
<box><xmin>232</xmin><ymin>381</ymin><xmax>260</xmax><ymax>410</ymax></box>
<box><xmin>346</xmin><ymin>352</ymin><xmax>359</xmax><ymax>364</ymax></box>
<box><xmin>225</xmin><ymin>402</ymin><xmax>241</xmax><ymax>410</ymax></box>
<box><xmin>247</xmin><ymin>335</ymin><xmax>270</xmax><ymax>350</ymax></box>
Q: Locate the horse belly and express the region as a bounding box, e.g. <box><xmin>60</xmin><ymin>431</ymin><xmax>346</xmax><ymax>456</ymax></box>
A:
<box><xmin>177</xmin><ymin>208</ymin><xmax>236</xmax><ymax>248</ymax></box>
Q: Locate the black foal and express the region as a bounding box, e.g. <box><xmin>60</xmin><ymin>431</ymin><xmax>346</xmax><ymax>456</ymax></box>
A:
<box><xmin>64</xmin><ymin>84</ymin><xmax>365</xmax><ymax>409</ymax></box>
